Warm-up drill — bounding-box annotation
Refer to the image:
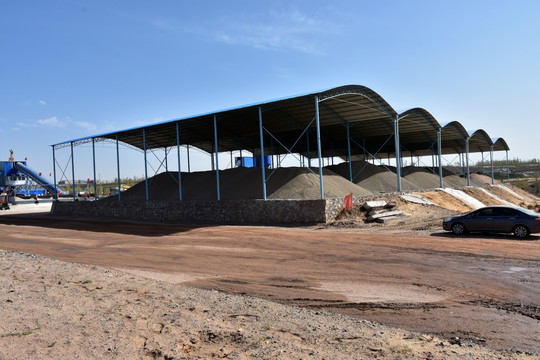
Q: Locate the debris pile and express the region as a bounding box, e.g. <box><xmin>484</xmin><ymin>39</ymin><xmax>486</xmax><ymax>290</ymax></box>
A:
<box><xmin>363</xmin><ymin>200</ymin><xmax>410</xmax><ymax>223</ymax></box>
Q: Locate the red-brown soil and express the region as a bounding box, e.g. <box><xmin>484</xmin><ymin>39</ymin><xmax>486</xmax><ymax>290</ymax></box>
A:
<box><xmin>1</xmin><ymin>213</ymin><xmax>540</xmax><ymax>357</ymax></box>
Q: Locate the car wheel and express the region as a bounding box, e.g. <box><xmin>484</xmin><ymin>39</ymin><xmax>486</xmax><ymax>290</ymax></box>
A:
<box><xmin>513</xmin><ymin>225</ymin><xmax>529</xmax><ymax>238</ymax></box>
<box><xmin>451</xmin><ymin>223</ymin><xmax>466</xmax><ymax>235</ymax></box>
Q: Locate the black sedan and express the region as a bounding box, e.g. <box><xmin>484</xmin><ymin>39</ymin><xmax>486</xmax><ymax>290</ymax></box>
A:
<box><xmin>443</xmin><ymin>206</ymin><xmax>540</xmax><ymax>238</ymax></box>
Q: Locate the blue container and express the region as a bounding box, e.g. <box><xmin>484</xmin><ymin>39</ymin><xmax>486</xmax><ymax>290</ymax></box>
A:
<box><xmin>235</xmin><ymin>157</ymin><xmax>254</xmax><ymax>167</ymax></box>
<box><xmin>236</xmin><ymin>156</ymin><xmax>270</xmax><ymax>168</ymax></box>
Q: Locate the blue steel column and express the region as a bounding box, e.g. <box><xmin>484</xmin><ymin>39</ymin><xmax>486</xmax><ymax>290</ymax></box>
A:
<box><xmin>506</xmin><ymin>150</ymin><xmax>510</xmax><ymax>181</ymax></box>
<box><xmin>116</xmin><ymin>134</ymin><xmax>121</xmax><ymax>202</ymax></box>
<box><xmin>259</xmin><ymin>106</ymin><xmax>267</xmax><ymax>200</ymax></box>
<box><xmin>315</xmin><ymin>95</ymin><xmax>324</xmax><ymax>199</ymax></box>
<box><xmin>164</xmin><ymin>148</ymin><xmax>168</xmax><ymax>172</ymax></box>
<box><xmin>437</xmin><ymin>129</ymin><xmax>443</xmax><ymax>188</ymax></box>
<box><xmin>70</xmin><ymin>142</ymin><xmax>75</xmax><ymax>201</ymax></box>
<box><xmin>481</xmin><ymin>151</ymin><xmax>484</xmax><ymax>174</ymax></box>
<box><xmin>143</xmin><ymin>129</ymin><xmax>149</xmax><ymax>202</ymax></box>
<box><xmin>52</xmin><ymin>146</ymin><xmax>58</xmax><ymax>200</ymax></box>
<box><xmin>176</xmin><ymin>123</ymin><xmax>183</xmax><ymax>201</ymax></box>
<box><xmin>490</xmin><ymin>144</ymin><xmax>494</xmax><ymax>185</ymax></box>
<box><xmin>92</xmin><ymin>138</ymin><xmax>97</xmax><ymax>200</ymax></box>
<box><xmin>465</xmin><ymin>138</ymin><xmax>470</xmax><ymax>186</ymax></box>
<box><xmin>363</xmin><ymin>138</ymin><xmax>366</xmax><ymax>161</ymax></box>
<box><xmin>393</xmin><ymin>116</ymin><xmax>402</xmax><ymax>192</ymax></box>
<box><xmin>270</xmin><ymin>137</ymin><xmax>274</xmax><ymax>169</ymax></box>
<box><xmin>306</xmin><ymin>129</ymin><xmax>311</xmax><ymax>167</ymax></box>
<box><xmin>213</xmin><ymin>115</ymin><xmax>221</xmax><ymax>201</ymax></box>
<box><xmin>346</xmin><ymin>122</ymin><xmax>352</xmax><ymax>182</ymax></box>
<box><xmin>186</xmin><ymin>145</ymin><xmax>191</xmax><ymax>173</ymax></box>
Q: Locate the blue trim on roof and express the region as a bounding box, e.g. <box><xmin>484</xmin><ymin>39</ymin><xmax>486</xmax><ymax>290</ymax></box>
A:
<box><xmin>51</xmin><ymin>85</ymin><xmax>345</xmax><ymax>147</ymax></box>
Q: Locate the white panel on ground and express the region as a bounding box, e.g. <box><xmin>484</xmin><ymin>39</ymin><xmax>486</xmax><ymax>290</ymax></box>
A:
<box><xmin>399</xmin><ymin>194</ymin><xmax>434</xmax><ymax>205</ymax></box>
<box><xmin>441</xmin><ymin>188</ymin><xmax>485</xmax><ymax>210</ymax></box>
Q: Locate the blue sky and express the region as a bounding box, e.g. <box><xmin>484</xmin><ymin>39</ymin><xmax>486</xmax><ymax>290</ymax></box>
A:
<box><xmin>1</xmin><ymin>0</ymin><xmax>539</xmax><ymax>181</ymax></box>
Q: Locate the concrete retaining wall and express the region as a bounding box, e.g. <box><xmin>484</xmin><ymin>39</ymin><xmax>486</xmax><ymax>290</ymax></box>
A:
<box><xmin>52</xmin><ymin>198</ymin><xmax>334</xmax><ymax>225</ymax></box>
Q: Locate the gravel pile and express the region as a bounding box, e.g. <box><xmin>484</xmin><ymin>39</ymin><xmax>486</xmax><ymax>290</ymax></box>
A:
<box><xmin>118</xmin><ymin>166</ymin><xmax>371</xmax><ymax>201</ymax></box>
<box><xmin>109</xmin><ymin>163</ymin><xmax>520</xmax><ymax>203</ymax></box>
<box><xmin>327</xmin><ymin>161</ymin><xmax>420</xmax><ymax>193</ymax></box>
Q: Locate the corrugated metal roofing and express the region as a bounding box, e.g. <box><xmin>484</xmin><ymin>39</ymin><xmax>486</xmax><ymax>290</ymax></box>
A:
<box><xmin>52</xmin><ymin>84</ymin><xmax>509</xmax><ymax>159</ymax></box>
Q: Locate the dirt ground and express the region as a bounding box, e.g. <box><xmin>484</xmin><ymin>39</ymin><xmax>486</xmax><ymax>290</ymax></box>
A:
<box><xmin>1</xmin><ymin>207</ymin><xmax>540</xmax><ymax>358</ymax></box>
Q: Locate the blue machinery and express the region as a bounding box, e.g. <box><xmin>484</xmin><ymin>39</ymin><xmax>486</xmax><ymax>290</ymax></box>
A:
<box><xmin>0</xmin><ymin>160</ymin><xmax>65</xmax><ymax>197</ymax></box>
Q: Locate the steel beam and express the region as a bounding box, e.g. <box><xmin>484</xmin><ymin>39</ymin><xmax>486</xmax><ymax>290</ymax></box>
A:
<box><xmin>259</xmin><ymin>106</ymin><xmax>267</xmax><ymax>200</ymax></box>
<box><xmin>116</xmin><ymin>134</ymin><xmax>121</xmax><ymax>202</ymax></box>
<box><xmin>186</xmin><ymin>145</ymin><xmax>191</xmax><ymax>173</ymax></box>
<box><xmin>481</xmin><ymin>151</ymin><xmax>484</xmax><ymax>174</ymax></box>
<box><xmin>92</xmin><ymin>138</ymin><xmax>97</xmax><ymax>200</ymax></box>
<box><xmin>346</xmin><ymin>123</ymin><xmax>352</xmax><ymax>182</ymax></box>
<box><xmin>164</xmin><ymin>148</ymin><xmax>168</xmax><ymax>172</ymax></box>
<box><xmin>143</xmin><ymin>129</ymin><xmax>149</xmax><ymax>201</ymax></box>
<box><xmin>490</xmin><ymin>145</ymin><xmax>494</xmax><ymax>184</ymax></box>
<box><xmin>52</xmin><ymin>146</ymin><xmax>58</xmax><ymax>200</ymax></box>
<box><xmin>437</xmin><ymin>128</ymin><xmax>443</xmax><ymax>188</ymax></box>
<box><xmin>213</xmin><ymin>115</ymin><xmax>221</xmax><ymax>201</ymax></box>
<box><xmin>465</xmin><ymin>137</ymin><xmax>470</xmax><ymax>186</ymax></box>
<box><xmin>306</xmin><ymin>128</ymin><xmax>311</xmax><ymax>167</ymax></box>
<box><xmin>70</xmin><ymin>142</ymin><xmax>75</xmax><ymax>201</ymax></box>
<box><xmin>506</xmin><ymin>150</ymin><xmax>510</xmax><ymax>181</ymax></box>
<box><xmin>393</xmin><ymin>116</ymin><xmax>402</xmax><ymax>192</ymax></box>
<box><xmin>176</xmin><ymin>122</ymin><xmax>183</xmax><ymax>201</ymax></box>
<box><xmin>315</xmin><ymin>95</ymin><xmax>324</xmax><ymax>199</ymax></box>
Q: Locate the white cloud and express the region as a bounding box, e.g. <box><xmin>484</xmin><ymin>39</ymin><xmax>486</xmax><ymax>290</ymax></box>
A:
<box><xmin>10</xmin><ymin>116</ymin><xmax>101</xmax><ymax>131</ymax></box>
<box><xmin>39</xmin><ymin>100</ymin><xmax>46</xmax><ymax>105</ymax></box>
<box><xmin>37</xmin><ymin>116</ymin><xmax>65</xmax><ymax>128</ymax></box>
<box><xmin>204</xmin><ymin>9</ymin><xmax>338</xmax><ymax>54</ymax></box>
<box><xmin>142</xmin><ymin>8</ymin><xmax>338</xmax><ymax>54</ymax></box>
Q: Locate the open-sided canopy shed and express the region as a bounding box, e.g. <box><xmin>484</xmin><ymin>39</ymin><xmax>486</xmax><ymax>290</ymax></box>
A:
<box><xmin>52</xmin><ymin>84</ymin><xmax>510</xmax><ymax>200</ymax></box>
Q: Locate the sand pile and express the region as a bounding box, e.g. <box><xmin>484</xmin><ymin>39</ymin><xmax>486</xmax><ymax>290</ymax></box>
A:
<box><xmin>117</xmin><ymin>166</ymin><xmax>372</xmax><ymax>201</ymax></box>
<box><xmin>460</xmin><ymin>187</ymin><xmax>508</xmax><ymax>206</ymax></box>
<box><xmin>416</xmin><ymin>190</ymin><xmax>474</xmax><ymax>213</ymax></box>
<box><xmin>441</xmin><ymin>188</ymin><xmax>485</xmax><ymax>209</ymax></box>
<box><xmin>327</xmin><ymin>161</ymin><xmax>420</xmax><ymax>193</ymax></box>
<box><xmin>484</xmin><ymin>184</ymin><xmax>540</xmax><ymax>209</ymax></box>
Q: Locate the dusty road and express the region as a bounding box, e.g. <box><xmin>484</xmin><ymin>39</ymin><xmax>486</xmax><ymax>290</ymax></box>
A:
<box><xmin>1</xmin><ymin>213</ymin><xmax>540</xmax><ymax>354</ymax></box>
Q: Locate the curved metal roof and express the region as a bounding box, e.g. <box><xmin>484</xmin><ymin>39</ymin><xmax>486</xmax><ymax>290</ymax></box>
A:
<box><xmin>492</xmin><ymin>137</ymin><xmax>510</xmax><ymax>151</ymax></box>
<box><xmin>394</xmin><ymin>108</ymin><xmax>439</xmax><ymax>157</ymax></box>
<box><xmin>467</xmin><ymin>129</ymin><xmax>493</xmax><ymax>153</ymax></box>
<box><xmin>52</xmin><ymin>85</ymin><xmax>509</xmax><ymax>160</ymax></box>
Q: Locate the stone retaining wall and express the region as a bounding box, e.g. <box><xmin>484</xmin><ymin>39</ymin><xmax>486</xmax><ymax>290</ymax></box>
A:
<box><xmin>52</xmin><ymin>199</ymin><xmax>333</xmax><ymax>225</ymax></box>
